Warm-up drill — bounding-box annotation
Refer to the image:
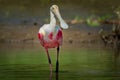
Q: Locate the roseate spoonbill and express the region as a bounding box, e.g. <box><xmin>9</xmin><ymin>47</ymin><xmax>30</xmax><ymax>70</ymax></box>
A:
<box><xmin>38</xmin><ymin>5</ymin><xmax>68</xmax><ymax>73</ymax></box>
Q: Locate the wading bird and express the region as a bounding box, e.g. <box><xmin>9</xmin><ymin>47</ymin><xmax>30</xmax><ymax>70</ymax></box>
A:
<box><xmin>38</xmin><ymin>5</ymin><xmax>68</xmax><ymax>73</ymax></box>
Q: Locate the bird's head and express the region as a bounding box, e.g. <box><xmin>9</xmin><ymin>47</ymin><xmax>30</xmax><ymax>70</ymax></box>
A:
<box><xmin>50</xmin><ymin>5</ymin><xmax>59</xmax><ymax>14</ymax></box>
<box><xmin>50</xmin><ymin>5</ymin><xmax>69</xmax><ymax>29</ymax></box>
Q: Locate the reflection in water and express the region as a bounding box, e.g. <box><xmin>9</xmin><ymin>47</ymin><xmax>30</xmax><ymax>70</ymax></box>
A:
<box><xmin>49</xmin><ymin>71</ymin><xmax>59</xmax><ymax>80</ymax></box>
<box><xmin>49</xmin><ymin>72</ymin><xmax>52</xmax><ymax>80</ymax></box>
<box><xmin>0</xmin><ymin>43</ymin><xmax>120</xmax><ymax>80</ymax></box>
<box><xmin>56</xmin><ymin>72</ymin><xmax>59</xmax><ymax>80</ymax></box>
<box><xmin>49</xmin><ymin>60</ymin><xmax>59</xmax><ymax>80</ymax></box>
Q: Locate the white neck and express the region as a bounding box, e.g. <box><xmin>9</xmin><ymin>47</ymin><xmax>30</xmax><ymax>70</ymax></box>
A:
<box><xmin>50</xmin><ymin>11</ymin><xmax>56</xmax><ymax>27</ymax></box>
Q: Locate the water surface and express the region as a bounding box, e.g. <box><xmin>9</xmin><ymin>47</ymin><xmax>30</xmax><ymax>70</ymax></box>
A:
<box><xmin>0</xmin><ymin>43</ymin><xmax>120</xmax><ymax>80</ymax></box>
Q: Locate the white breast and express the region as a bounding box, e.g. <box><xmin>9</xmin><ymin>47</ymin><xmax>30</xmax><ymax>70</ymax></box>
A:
<box><xmin>39</xmin><ymin>24</ymin><xmax>55</xmax><ymax>41</ymax></box>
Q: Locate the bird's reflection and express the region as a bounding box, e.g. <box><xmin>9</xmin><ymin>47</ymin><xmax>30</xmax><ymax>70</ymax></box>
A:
<box><xmin>56</xmin><ymin>72</ymin><xmax>59</xmax><ymax>80</ymax></box>
<box><xmin>49</xmin><ymin>71</ymin><xmax>52</xmax><ymax>80</ymax></box>
<box><xmin>49</xmin><ymin>71</ymin><xmax>59</xmax><ymax>80</ymax></box>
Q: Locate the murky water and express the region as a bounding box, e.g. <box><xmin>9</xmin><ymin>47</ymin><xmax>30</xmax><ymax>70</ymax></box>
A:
<box><xmin>0</xmin><ymin>43</ymin><xmax>120</xmax><ymax>80</ymax></box>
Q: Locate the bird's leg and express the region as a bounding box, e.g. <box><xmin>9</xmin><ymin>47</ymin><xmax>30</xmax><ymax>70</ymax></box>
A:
<box><xmin>56</xmin><ymin>46</ymin><xmax>60</xmax><ymax>73</ymax></box>
<box><xmin>45</xmin><ymin>48</ymin><xmax>52</xmax><ymax>74</ymax></box>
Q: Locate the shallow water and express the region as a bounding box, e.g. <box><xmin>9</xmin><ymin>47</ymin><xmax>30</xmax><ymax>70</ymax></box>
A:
<box><xmin>0</xmin><ymin>43</ymin><xmax>120</xmax><ymax>80</ymax></box>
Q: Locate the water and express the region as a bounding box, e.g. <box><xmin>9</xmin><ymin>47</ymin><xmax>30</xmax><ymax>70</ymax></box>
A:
<box><xmin>0</xmin><ymin>43</ymin><xmax>120</xmax><ymax>80</ymax></box>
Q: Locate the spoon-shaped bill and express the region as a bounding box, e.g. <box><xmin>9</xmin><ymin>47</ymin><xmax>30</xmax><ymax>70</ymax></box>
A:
<box><xmin>59</xmin><ymin>19</ymin><xmax>68</xmax><ymax>29</ymax></box>
<box><xmin>51</xmin><ymin>5</ymin><xmax>68</xmax><ymax>29</ymax></box>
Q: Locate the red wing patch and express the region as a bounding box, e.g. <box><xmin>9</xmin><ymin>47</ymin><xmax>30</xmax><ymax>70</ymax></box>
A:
<box><xmin>38</xmin><ymin>33</ymin><xmax>43</xmax><ymax>40</ymax></box>
<box><xmin>48</xmin><ymin>32</ymin><xmax>53</xmax><ymax>40</ymax></box>
<box><xmin>56</xmin><ymin>30</ymin><xmax>62</xmax><ymax>40</ymax></box>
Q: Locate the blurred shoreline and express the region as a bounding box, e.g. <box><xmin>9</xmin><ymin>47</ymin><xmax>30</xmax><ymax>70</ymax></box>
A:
<box><xmin>0</xmin><ymin>25</ymin><xmax>107</xmax><ymax>50</ymax></box>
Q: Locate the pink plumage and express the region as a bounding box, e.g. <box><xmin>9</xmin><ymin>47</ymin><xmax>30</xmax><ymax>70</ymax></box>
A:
<box><xmin>38</xmin><ymin>5</ymin><xmax>68</xmax><ymax>73</ymax></box>
<box><xmin>38</xmin><ymin>29</ymin><xmax>62</xmax><ymax>48</ymax></box>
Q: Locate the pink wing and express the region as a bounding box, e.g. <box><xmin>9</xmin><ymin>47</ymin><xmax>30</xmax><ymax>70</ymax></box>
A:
<box><xmin>56</xmin><ymin>29</ymin><xmax>63</xmax><ymax>45</ymax></box>
<box><xmin>38</xmin><ymin>30</ymin><xmax>63</xmax><ymax>48</ymax></box>
<box><xmin>38</xmin><ymin>33</ymin><xmax>44</xmax><ymax>46</ymax></box>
